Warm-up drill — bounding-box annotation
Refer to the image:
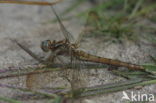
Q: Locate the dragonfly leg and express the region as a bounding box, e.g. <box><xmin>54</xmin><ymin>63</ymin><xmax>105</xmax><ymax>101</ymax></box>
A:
<box><xmin>44</xmin><ymin>52</ymin><xmax>56</xmax><ymax>62</ymax></box>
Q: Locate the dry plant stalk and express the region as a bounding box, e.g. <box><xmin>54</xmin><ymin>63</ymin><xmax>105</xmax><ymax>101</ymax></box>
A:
<box><xmin>0</xmin><ymin>0</ymin><xmax>63</xmax><ymax>6</ymax></box>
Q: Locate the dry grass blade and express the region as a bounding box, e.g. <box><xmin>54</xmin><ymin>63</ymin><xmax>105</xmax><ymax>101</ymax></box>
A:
<box><xmin>0</xmin><ymin>0</ymin><xmax>63</xmax><ymax>6</ymax></box>
<box><xmin>0</xmin><ymin>63</ymin><xmax>107</xmax><ymax>80</ymax></box>
<box><xmin>0</xmin><ymin>68</ymin><xmax>60</xmax><ymax>80</ymax></box>
<box><xmin>0</xmin><ymin>83</ymin><xmax>58</xmax><ymax>98</ymax></box>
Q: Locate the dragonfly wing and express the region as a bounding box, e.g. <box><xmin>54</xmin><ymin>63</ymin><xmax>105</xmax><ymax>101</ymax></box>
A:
<box><xmin>75</xmin><ymin>10</ymin><xmax>101</xmax><ymax>45</ymax></box>
<box><xmin>71</xmin><ymin>57</ymin><xmax>88</xmax><ymax>90</ymax></box>
<box><xmin>10</xmin><ymin>39</ymin><xmax>43</xmax><ymax>63</ymax></box>
<box><xmin>26</xmin><ymin>67</ymin><xmax>61</xmax><ymax>90</ymax></box>
<box><xmin>61</xmin><ymin>49</ymin><xmax>88</xmax><ymax>92</ymax></box>
<box><xmin>10</xmin><ymin>39</ymin><xmax>52</xmax><ymax>89</ymax></box>
<box><xmin>51</xmin><ymin>6</ymin><xmax>74</xmax><ymax>42</ymax></box>
<box><xmin>26</xmin><ymin>52</ymin><xmax>67</xmax><ymax>90</ymax></box>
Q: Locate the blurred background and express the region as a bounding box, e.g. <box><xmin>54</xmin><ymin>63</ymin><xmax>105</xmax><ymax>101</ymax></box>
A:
<box><xmin>0</xmin><ymin>0</ymin><xmax>155</xmax><ymax>103</ymax></box>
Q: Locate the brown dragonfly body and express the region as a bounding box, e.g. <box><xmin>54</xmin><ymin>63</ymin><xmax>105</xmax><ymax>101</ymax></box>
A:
<box><xmin>74</xmin><ymin>50</ymin><xmax>144</xmax><ymax>70</ymax></box>
<box><xmin>41</xmin><ymin>39</ymin><xmax>144</xmax><ymax>70</ymax></box>
<box><xmin>40</xmin><ymin>7</ymin><xmax>144</xmax><ymax>71</ymax></box>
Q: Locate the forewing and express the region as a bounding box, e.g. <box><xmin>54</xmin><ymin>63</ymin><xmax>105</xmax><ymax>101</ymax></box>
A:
<box><xmin>10</xmin><ymin>39</ymin><xmax>54</xmax><ymax>90</ymax></box>
<box><xmin>51</xmin><ymin>6</ymin><xmax>74</xmax><ymax>42</ymax></box>
<box><xmin>10</xmin><ymin>39</ymin><xmax>43</xmax><ymax>63</ymax></box>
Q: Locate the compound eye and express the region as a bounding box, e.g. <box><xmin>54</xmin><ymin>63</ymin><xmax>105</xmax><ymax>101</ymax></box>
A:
<box><xmin>41</xmin><ymin>40</ymin><xmax>51</xmax><ymax>52</ymax></box>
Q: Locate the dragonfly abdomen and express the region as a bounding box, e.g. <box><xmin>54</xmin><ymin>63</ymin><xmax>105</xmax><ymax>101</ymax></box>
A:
<box><xmin>74</xmin><ymin>50</ymin><xmax>144</xmax><ymax>70</ymax></box>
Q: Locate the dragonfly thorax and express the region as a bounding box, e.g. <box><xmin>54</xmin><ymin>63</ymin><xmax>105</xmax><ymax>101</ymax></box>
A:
<box><xmin>41</xmin><ymin>39</ymin><xmax>78</xmax><ymax>56</ymax></box>
<box><xmin>41</xmin><ymin>39</ymin><xmax>76</xmax><ymax>52</ymax></box>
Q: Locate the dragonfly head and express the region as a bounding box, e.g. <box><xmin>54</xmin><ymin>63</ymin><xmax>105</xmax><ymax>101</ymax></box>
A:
<box><xmin>41</xmin><ymin>40</ymin><xmax>52</xmax><ymax>52</ymax></box>
<box><xmin>41</xmin><ymin>40</ymin><xmax>65</xmax><ymax>52</ymax></box>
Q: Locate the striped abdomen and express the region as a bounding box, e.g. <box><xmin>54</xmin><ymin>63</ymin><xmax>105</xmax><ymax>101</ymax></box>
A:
<box><xmin>74</xmin><ymin>50</ymin><xmax>144</xmax><ymax>70</ymax></box>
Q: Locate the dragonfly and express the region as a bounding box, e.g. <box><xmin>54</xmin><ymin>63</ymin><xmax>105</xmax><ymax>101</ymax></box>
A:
<box><xmin>39</xmin><ymin>7</ymin><xmax>144</xmax><ymax>70</ymax></box>
<box><xmin>4</xmin><ymin>0</ymin><xmax>144</xmax><ymax>95</ymax></box>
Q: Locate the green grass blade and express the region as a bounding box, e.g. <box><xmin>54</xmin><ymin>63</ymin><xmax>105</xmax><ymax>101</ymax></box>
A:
<box><xmin>129</xmin><ymin>0</ymin><xmax>144</xmax><ymax>19</ymax></box>
<box><xmin>80</xmin><ymin>79</ymin><xmax>156</xmax><ymax>97</ymax></box>
<box><xmin>77</xmin><ymin>0</ymin><xmax>124</xmax><ymax>17</ymax></box>
<box><xmin>0</xmin><ymin>96</ymin><xmax>22</xmax><ymax>103</ymax></box>
<box><xmin>52</xmin><ymin>96</ymin><xmax>63</xmax><ymax>103</ymax></box>
<box><xmin>143</xmin><ymin>64</ymin><xmax>156</xmax><ymax>74</ymax></box>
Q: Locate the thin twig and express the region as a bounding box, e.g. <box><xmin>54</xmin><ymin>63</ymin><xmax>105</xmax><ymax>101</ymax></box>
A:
<box><xmin>0</xmin><ymin>0</ymin><xmax>63</xmax><ymax>6</ymax></box>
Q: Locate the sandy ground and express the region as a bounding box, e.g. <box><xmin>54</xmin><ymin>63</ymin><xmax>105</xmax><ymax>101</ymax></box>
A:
<box><xmin>0</xmin><ymin>1</ymin><xmax>155</xmax><ymax>103</ymax></box>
